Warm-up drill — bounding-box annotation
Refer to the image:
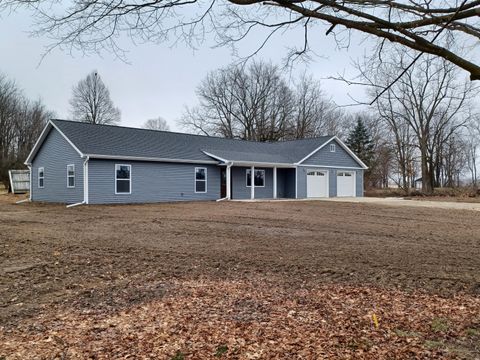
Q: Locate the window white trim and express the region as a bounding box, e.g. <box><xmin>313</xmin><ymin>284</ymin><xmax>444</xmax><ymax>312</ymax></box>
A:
<box><xmin>38</xmin><ymin>167</ymin><xmax>44</xmax><ymax>188</ymax></box>
<box><xmin>194</xmin><ymin>167</ymin><xmax>207</xmax><ymax>193</ymax></box>
<box><xmin>115</xmin><ymin>164</ymin><xmax>131</xmax><ymax>195</ymax></box>
<box><xmin>67</xmin><ymin>164</ymin><xmax>75</xmax><ymax>188</ymax></box>
<box><xmin>330</xmin><ymin>143</ymin><xmax>336</xmax><ymax>152</ymax></box>
<box><xmin>246</xmin><ymin>169</ymin><xmax>265</xmax><ymax>188</ymax></box>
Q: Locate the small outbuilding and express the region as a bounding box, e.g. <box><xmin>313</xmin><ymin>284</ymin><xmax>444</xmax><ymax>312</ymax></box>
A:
<box><xmin>25</xmin><ymin>120</ymin><xmax>367</xmax><ymax>204</ymax></box>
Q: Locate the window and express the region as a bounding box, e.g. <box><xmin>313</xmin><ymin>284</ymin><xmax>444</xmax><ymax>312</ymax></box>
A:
<box><xmin>67</xmin><ymin>164</ymin><xmax>75</xmax><ymax>188</ymax></box>
<box><xmin>330</xmin><ymin>143</ymin><xmax>336</xmax><ymax>152</ymax></box>
<box><xmin>195</xmin><ymin>167</ymin><xmax>207</xmax><ymax>193</ymax></box>
<box><xmin>38</xmin><ymin>167</ymin><xmax>44</xmax><ymax>188</ymax></box>
<box><xmin>246</xmin><ymin>169</ymin><xmax>265</xmax><ymax>187</ymax></box>
<box><xmin>115</xmin><ymin>164</ymin><xmax>131</xmax><ymax>194</ymax></box>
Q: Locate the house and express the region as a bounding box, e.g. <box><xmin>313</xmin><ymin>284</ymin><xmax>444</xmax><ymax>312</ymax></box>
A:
<box><xmin>24</xmin><ymin>119</ymin><xmax>368</xmax><ymax>204</ymax></box>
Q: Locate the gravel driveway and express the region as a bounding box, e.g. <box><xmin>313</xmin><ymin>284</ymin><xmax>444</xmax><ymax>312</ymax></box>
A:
<box><xmin>321</xmin><ymin>196</ymin><xmax>480</xmax><ymax>211</ymax></box>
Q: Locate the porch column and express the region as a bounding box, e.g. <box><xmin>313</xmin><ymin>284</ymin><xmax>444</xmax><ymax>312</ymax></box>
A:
<box><xmin>226</xmin><ymin>164</ymin><xmax>231</xmax><ymax>200</ymax></box>
<box><xmin>273</xmin><ymin>167</ymin><xmax>277</xmax><ymax>199</ymax></box>
<box><xmin>250</xmin><ymin>165</ymin><xmax>255</xmax><ymax>200</ymax></box>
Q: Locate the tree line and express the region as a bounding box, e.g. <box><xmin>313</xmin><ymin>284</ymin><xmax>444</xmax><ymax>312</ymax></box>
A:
<box><xmin>0</xmin><ymin>73</ymin><xmax>52</xmax><ymax>189</ymax></box>
<box><xmin>180</xmin><ymin>57</ymin><xmax>479</xmax><ymax>194</ymax></box>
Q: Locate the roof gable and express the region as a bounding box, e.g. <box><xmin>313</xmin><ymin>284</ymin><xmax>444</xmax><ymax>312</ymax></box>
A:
<box><xmin>296</xmin><ymin>136</ymin><xmax>368</xmax><ymax>169</ymax></box>
<box><xmin>25</xmin><ymin>121</ymin><xmax>84</xmax><ymax>165</ymax></box>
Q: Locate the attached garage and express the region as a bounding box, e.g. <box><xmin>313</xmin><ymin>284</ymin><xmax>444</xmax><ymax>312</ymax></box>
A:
<box><xmin>336</xmin><ymin>171</ymin><xmax>356</xmax><ymax>197</ymax></box>
<box><xmin>307</xmin><ymin>170</ymin><xmax>329</xmax><ymax>198</ymax></box>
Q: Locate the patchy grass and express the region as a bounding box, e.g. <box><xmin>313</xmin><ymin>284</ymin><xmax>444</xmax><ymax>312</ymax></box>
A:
<box><xmin>431</xmin><ymin>318</ymin><xmax>450</xmax><ymax>333</ymax></box>
<box><xmin>171</xmin><ymin>351</ymin><xmax>185</xmax><ymax>360</ymax></box>
<box><xmin>465</xmin><ymin>328</ymin><xmax>479</xmax><ymax>337</ymax></box>
<box><xmin>214</xmin><ymin>345</ymin><xmax>228</xmax><ymax>357</ymax></box>
<box><xmin>394</xmin><ymin>329</ymin><xmax>421</xmax><ymax>338</ymax></box>
<box><xmin>425</xmin><ymin>340</ymin><xmax>445</xmax><ymax>349</ymax></box>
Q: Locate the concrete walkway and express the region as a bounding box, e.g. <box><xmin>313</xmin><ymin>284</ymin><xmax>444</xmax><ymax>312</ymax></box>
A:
<box><xmin>320</xmin><ymin>197</ymin><xmax>480</xmax><ymax>212</ymax></box>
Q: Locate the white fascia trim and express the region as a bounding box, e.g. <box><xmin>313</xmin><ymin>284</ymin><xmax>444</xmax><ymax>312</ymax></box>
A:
<box><xmin>297</xmin><ymin>164</ymin><xmax>364</xmax><ymax>170</ymax></box>
<box><xmin>25</xmin><ymin>120</ymin><xmax>85</xmax><ymax>165</ymax></box>
<box><xmin>88</xmin><ymin>154</ymin><xmax>219</xmax><ymax>165</ymax></box>
<box><xmin>202</xmin><ymin>151</ymin><xmax>229</xmax><ymax>163</ymax></box>
<box><xmin>295</xmin><ymin>136</ymin><xmax>368</xmax><ymax>169</ymax></box>
<box><xmin>203</xmin><ymin>151</ymin><xmax>294</xmax><ymax>168</ymax></box>
<box><xmin>232</xmin><ymin>161</ymin><xmax>294</xmax><ymax>168</ymax></box>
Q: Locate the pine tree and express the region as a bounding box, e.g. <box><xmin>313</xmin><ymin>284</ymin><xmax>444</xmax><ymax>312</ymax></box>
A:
<box><xmin>346</xmin><ymin>117</ymin><xmax>375</xmax><ymax>168</ymax></box>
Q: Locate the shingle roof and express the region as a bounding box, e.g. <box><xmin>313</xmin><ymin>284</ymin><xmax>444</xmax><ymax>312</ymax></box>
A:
<box><xmin>50</xmin><ymin>119</ymin><xmax>333</xmax><ymax>164</ymax></box>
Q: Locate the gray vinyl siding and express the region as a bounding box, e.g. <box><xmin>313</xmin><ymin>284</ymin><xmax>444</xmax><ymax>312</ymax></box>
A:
<box><xmin>231</xmin><ymin>167</ymin><xmax>274</xmax><ymax>199</ymax></box>
<box><xmin>88</xmin><ymin>160</ymin><xmax>220</xmax><ymax>204</ymax></box>
<box><xmin>297</xmin><ymin>166</ymin><xmax>364</xmax><ymax>198</ymax></box>
<box><xmin>31</xmin><ymin>128</ymin><xmax>84</xmax><ymax>204</ymax></box>
<box><xmin>302</xmin><ymin>139</ymin><xmax>360</xmax><ymax>168</ymax></box>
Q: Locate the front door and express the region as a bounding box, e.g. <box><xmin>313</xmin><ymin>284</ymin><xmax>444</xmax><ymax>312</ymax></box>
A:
<box><xmin>220</xmin><ymin>168</ymin><xmax>227</xmax><ymax>198</ymax></box>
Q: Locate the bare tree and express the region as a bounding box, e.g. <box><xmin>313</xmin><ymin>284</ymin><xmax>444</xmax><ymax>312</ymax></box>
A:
<box><xmin>143</xmin><ymin>117</ymin><xmax>170</xmax><ymax>131</ymax></box>
<box><xmin>69</xmin><ymin>71</ymin><xmax>120</xmax><ymax>125</ymax></box>
<box><xmin>292</xmin><ymin>75</ymin><xmax>347</xmax><ymax>139</ymax></box>
<box><xmin>364</xmin><ymin>50</ymin><xmax>476</xmax><ymax>193</ymax></box>
<box><xmin>465</xmin><ymin>121</ymin><xmax>479</xmax><ymax>187</ymax></box>
<box><xmin>2</xmin><ymin>1</ymin><xmax>480</xmax><ymax>80</ymax></box>
<box><xmin>181</xmin><ymin>61</ymin><xmax>296</xmax><ymax>141</ymax></box>
<box><xmin>181</xmin><ymin>61</ymin><xmax>346</xmax><ymax>141</ymax></box>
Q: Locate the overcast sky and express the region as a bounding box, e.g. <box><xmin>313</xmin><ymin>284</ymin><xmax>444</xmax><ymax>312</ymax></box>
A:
<box><xmin>2</xmin><ymin>8</ymin><xmax>379</xmax><ymax>131</ymax></box>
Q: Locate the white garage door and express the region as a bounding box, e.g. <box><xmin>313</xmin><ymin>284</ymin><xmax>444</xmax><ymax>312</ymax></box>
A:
<box><xmin>307</xmin><ymin>170</ymin><xmax>329</xmax><ymax>198</ymax></box>
<box><xmin>337</xmin><ymin>171</ymin><xmax>356</xmax><ymax>197</ymax></box>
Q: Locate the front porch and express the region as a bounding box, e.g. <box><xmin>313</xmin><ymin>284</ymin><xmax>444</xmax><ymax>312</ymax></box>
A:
<box><xmin>220</xmin><ymin>165</ymin><xmax>296</xmax><ymax>200</ymax></box>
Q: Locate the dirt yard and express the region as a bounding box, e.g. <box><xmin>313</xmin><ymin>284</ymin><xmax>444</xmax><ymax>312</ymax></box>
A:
<box><xmin>1</xmin><ymin>195</ymin><xmax>479</xmax><ymax>359</ymax></box>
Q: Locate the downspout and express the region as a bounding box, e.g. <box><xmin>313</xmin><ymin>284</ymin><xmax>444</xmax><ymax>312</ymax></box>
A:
<box><xmin>84</xmin><ymin>155</ymin><xmax>89</xmax><ymax>204</ymax></box>
<box><xmin>27</xmin><ymin>164</ymin><xmax>32</xmax><ymax>201</ymax></box>
<box><xmin>66</xmin><ymin>155</ymin><xmax>89</xmax><ymax>208</ymax></box>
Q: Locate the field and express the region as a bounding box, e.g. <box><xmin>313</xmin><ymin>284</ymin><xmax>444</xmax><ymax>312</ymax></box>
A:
<box><xmin>1</xmin><ymin>195</ymin><xmax>479</xmax><ymax>359</ymax></box>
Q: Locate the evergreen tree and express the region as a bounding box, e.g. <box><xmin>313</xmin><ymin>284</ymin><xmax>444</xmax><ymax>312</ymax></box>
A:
<box><xmin>346</xmin><ymin>117</ymin><xmax>375</xmax><ymax>168</ymax></box>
